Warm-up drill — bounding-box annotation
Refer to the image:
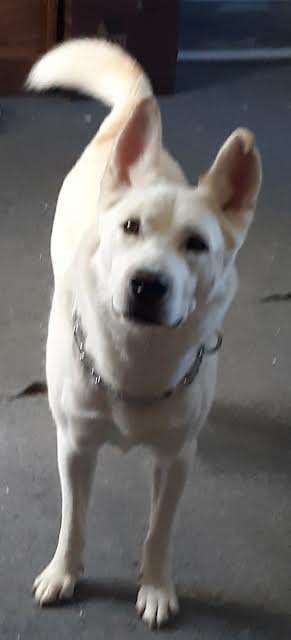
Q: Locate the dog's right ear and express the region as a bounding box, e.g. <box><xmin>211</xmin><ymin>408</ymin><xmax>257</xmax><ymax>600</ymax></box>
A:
<box><xmin>99</xmin><ymin>97</ymin><xmax>161</xmax><ymax>205</ymax></box>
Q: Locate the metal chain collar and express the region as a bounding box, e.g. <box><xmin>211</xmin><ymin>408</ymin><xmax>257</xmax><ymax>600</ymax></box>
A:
<box><xmin>73</xmin><ymin>311</ymin><xmax>222</xmax><ymax>406</ymax></box>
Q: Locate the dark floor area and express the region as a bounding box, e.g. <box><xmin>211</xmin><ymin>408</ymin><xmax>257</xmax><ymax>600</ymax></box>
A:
<box><xmin>1</xmin><ymin>61</ymin><xmax>291</xmax><ymax>639</ymax></box>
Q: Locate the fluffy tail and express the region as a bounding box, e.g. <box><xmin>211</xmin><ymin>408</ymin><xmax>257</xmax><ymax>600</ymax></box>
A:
<box><xmin>26</xmin><ymin>38</ymin><xmax>152</xmax><ymax>109</ymax></box>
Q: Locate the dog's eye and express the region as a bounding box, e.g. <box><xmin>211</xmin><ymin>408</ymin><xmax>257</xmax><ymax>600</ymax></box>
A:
<box><xmin>123</xmin><ymin>218</ymin><xmax>140</xmax><ymax>235</ymax></box>
<box><xmin>184</xmin><ymin>234</ymin><xmax>209</xmax><ymax>253</ymax></box>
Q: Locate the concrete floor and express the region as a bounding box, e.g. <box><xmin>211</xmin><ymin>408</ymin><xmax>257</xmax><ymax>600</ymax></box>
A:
<box><xmin>1</xmin><ymin>62</ymin><xmax>291</xmax><ymax>639</ymax></box>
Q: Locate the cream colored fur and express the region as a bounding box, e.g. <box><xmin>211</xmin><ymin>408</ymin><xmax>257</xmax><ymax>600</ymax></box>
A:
<box><xmin>28</xmin><ymin>39</ymin><xmax>262</xmax><ymax>629</ymax></box>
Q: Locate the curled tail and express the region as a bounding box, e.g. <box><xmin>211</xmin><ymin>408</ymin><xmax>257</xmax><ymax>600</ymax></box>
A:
<box><xmin>26</xmin><ymin>38</ymin><xmax>152</xmax><ymax>110</ymax></box>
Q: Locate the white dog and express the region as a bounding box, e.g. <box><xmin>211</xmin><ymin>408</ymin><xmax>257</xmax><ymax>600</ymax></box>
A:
<box><xmin>27</xmin><ymin>39</ymin><xmax>262</xmax><ymax>628</ymax></box>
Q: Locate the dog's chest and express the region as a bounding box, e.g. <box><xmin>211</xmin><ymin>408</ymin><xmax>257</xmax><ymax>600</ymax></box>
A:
<box><xmin>61</xmin><ymin>357</ymin><xmax>216</xmax><ymax>454</ymax></box>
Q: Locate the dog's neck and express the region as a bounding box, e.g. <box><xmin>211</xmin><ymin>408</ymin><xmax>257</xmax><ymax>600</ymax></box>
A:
<box><xmin>73</xmin><ymin>285</ymin><xmax>228</xmax><ymax>398</ymax></box>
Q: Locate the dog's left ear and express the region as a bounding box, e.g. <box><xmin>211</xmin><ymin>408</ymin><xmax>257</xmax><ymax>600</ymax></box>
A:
<box><xmin>100</xmin><ymin>97</ymin><xmax>161</xmax><ymax>203</ymax></box>
<box><xmin>201</xmin><ymin>128</ymin><xmax>262</xmax><ymax>242</ymax></box>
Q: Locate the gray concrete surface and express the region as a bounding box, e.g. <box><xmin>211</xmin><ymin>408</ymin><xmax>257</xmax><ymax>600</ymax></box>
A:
<box><xmin>1</xmin><ymin>62</ymin><xmax>291</xmax><ymax>639</ymax></box>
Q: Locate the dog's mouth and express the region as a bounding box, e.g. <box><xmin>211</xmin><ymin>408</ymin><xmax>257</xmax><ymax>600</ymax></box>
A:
<box><xmin>112</xmin><ymin>300</ymin><xmax>184</xmax><ymax>329</ymax></box>
<box><xmin>123</xmin><ymin>311</ymin><xmax>183</xmax><ymax>328</ymax></box>
<box><xmin>124</xmin><ymin>311</ymin><xmax>164</xmax><ymax>326</ymax></box>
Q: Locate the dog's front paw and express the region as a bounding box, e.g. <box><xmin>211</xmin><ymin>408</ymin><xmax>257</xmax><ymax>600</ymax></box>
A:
<box><xmin>136</xmin><ymin>584</ymin><xmax>179</xmax><ymax>629</ymax></box>
<box><xmin>33</xmin><ymin>560</ymin><xmax>80</xmax><ymax>606</ymax></box>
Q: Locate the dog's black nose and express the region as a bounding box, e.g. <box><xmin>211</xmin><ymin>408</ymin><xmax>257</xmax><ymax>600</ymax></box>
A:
<box><xmin>131</xmin><ymin>271</ymin><xmax>169</xmax><ymax>304</ymax></box>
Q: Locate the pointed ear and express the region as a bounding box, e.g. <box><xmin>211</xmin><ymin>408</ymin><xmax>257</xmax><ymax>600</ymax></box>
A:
<box><xmin>201</xmin><ymin>128</ymin><xmax>262</xmax><ymax>238</ymax></box>
<box><xmin>100</xmin><ymin>97</ymin><xmax>161</xmax><ymax>203</ymax></box>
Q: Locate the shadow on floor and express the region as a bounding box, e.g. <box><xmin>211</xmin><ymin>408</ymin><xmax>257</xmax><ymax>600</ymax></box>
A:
<box><xmin>68</xmin><ymin>578</ymin><xmax>291</xmax><ymax>637</ymax></box>
<box><xmin>200</xmin><ymin>400</ymin><xmax>291</xmax><ymax>477</ymax></box>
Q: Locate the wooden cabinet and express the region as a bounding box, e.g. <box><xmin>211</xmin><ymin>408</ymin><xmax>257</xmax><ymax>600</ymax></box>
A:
<box><xmin>0</xmin><ymin>1</ymin><xmax>179</xmax><ymax>94</ymax></box>
<box><xmin>0</xmin><ymin>0</ymin><xmax>58</xmax><ymax>93</ymax></box>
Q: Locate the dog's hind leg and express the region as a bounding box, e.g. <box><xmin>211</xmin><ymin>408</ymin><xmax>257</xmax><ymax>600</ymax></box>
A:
<box><xmin>33</xmin><ymin>426</ymin><xmax>98</xmax><ymax>606</ymax></box>
<box><xmin>137</xmin><ymin>453</ymin><xmax>189</xmax><ymax>628</ymax></box>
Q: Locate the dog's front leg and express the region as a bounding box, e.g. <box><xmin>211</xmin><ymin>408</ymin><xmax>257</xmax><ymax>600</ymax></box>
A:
<box><xmin>137</xmin><ymin>453</ymin><xmax>189</xmax><ymax>628</ymax></box>
<box><xmin>33</xmin><ymin>425</ymin><xmax>98</xmax><ymax>606</ymax></box>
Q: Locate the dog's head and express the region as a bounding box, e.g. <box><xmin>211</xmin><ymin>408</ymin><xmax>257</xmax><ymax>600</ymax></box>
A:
<box><xmin>92</xmin><ymin>98</ymin><xmax>262</xmax><ymax>329</ymax></box>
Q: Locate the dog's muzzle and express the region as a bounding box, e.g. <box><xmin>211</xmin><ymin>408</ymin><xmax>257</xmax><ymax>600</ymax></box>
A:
<box><xmin>126</xmin><ymin>270</ymin><xmax>171</xmax><ymax>326</ymax></box>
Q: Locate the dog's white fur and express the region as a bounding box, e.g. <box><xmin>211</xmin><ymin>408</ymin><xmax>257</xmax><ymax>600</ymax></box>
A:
<box><xmin>28</xmin><ymin>39</ymin><xmax>262</xmax><ymax>628</ymax></box>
